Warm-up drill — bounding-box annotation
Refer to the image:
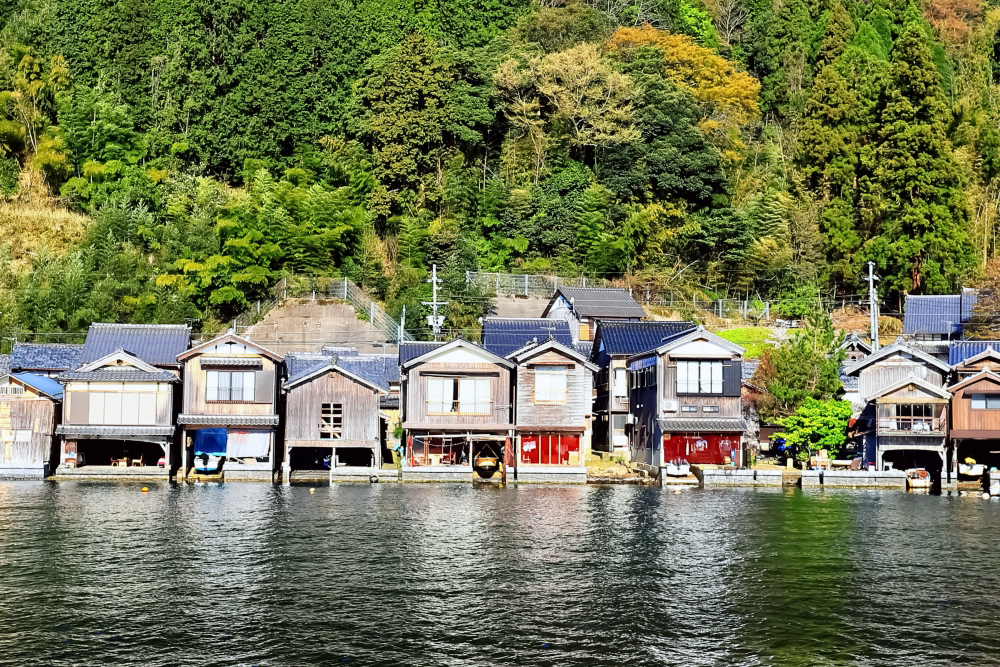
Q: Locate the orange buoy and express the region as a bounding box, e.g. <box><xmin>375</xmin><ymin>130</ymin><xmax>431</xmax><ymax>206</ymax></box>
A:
<box><xmin>141</xmin><ymin>487</ymin><xmax>149</xmax><ymax>493</ymax></box>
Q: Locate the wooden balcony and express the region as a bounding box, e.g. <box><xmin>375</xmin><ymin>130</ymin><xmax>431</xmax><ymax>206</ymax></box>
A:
<box><xmin>877</xmin><ymin>417</ymin><xmax>945</xmax><ymax>435</ymax></box>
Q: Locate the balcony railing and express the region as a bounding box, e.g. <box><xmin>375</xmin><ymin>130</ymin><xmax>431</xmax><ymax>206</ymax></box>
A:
<box><xmin>877</xmin><ymin>417</ymin><xmax>945</xmax><ymax>434</ymax></box>
<box><xmin>426</xmin><ymin>400</ymin><xmax>493</xmax><ymax>416</ymax></box>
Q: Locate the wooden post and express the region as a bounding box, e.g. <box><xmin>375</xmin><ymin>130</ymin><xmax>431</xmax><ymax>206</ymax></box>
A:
<box><xmin>502</xmin><ymin>435</ymin><xmax>511</xmax><ymax>485</ymax></box>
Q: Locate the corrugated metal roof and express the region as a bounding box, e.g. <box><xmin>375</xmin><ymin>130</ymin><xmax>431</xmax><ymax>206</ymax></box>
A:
<box><xmin>595</xmin><ymin>321</ymin><xmax>696</xmax><ymax>358</ymax></box>
<box><xmin>482</xmin><ymin>318</ymin><xmax>573</xmax><ymax>358</ymax></box>
<box><xmin>546</xmin><ymin>287</ymin><xmax>647</xmax><ymax>318</ymax></box>
<box><xmin>56</xmin><ymin>424</ymin><xmax>175</xmax><ymax>436</ymax></box>
<box><xmin>903</xmin><ymin>293</ymin><xmax>976</xmax><ymax>335</ymax></box>
<box><xmin>177</xmin><ymin>414</ymin><xmax>279</xmax><ymax>426</ymax></box>
<box><xmin>949</xmin><ymin>340</ymin><xmax>1000</xmax><ymax>365</ymax></box>
<box><xmin>11</xmin><ymin>373</ymin><xmax>64</xmax><ymax>399</ymax></box>
<box><xmin>10</xmin><ymin>343</ymin><xmax>84</xmax><ymax>372</ymax></box>
<box><xmin>399</xmin><ymin>341</ymin><xmax>446</xmax><ymax>365</ymax></box>
<box><xmin>658</xmin><ymin>418</ymin><xmax>746</xmax><ymax>432</ymax></box>
<box><xmin>80</xmin><ymin>323</ymin><xmax>191</xmax><ymax>367</ymax></box>
<box><xmin>57</xmin><ymin>368</ymin><xmax>178</xmax><ymax>383</ymax></box>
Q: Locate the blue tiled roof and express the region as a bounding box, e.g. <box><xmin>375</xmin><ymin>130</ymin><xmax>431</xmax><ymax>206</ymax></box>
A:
<box><xmin>594</xmin><ymin>321</ymin><xmax>696</xmax><ymax>360</ymax></box>
<box><xmin>903</xmin><ymin>292</ymin><xmax>976</xmax><ymax>335</ymax></box>
<box><xmin>337</xmin><ymin>357</ymin><xmax>394</xmax><ymax>391</ymax></box>
<box><xmin>81</xmin><ymin>323</ymin><xmax>190</xmax><ymax>367</ymax></box>
<box><xmin>742</xmin><ymin>359</ymin><xmax>760</xmax><ymax>380</ymax></box>
<box><xmin>285</xmin><ymin>353</ymin><xmax>329</xmax><ymax>383</ymax></box>
<box><xmin>399</xmin><ymin>341</ymin><xmax>446</xmax><ymax>365</ymax></box>
<box><xmin>0</xmin><ymin>355</ymin><xmax>8</xmax><ymax>376</ymax></box>
<box><xmin>10</xmin><ymin>343</ymin><xmax>84</xmax><ymax>372</ymax></box>
<box><xmin>574</xmin><ymin>341</ymin><xmax>593</xmax><ymax>358</ymax></box>
<box><xmin>482</xmin><ymin>318</ymin><xmax>573</xmax><ymax>358</ymax></box>
<box><xmin>949</xmin><ymin>340</ymin><xmax>1000</xmax><ymax>365</ymax></box>
<box><xmin>12</xmin><ymin>372</ymin><xmax>64</xmax><ymax>399</ymax></box>
<box><xmin>285</xmin><ymin>352</ymin><xmax>395</xmax><ymax>390</ymax></box>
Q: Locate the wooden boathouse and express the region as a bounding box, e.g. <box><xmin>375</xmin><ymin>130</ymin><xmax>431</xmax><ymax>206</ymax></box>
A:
<box><xmin>0</xmin><ymin>373</ymin><xmax>63</xmax><ymax>479</ymax></box>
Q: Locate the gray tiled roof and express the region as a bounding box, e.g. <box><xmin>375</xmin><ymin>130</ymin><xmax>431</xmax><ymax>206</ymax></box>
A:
<box><xmin>80</xmin><ymin>323</ymin><xmax>191</xmax><ymax>367</ymax></box>
<box><xmin>285</xmin><ymin>352</ymin><xmax>395</xmax><ymax>390</ymax></box>
<box><xmin>398</xmin><ymin>341</ymin><xmax>446</xmax><ymax>365</ymax></box>
<box><xmin>658</xmin><ymin>418</ymin><xmax>746</xmax><ymax>432</ymax></box>
<box><xmin>482</xmin><ymin>318</ymin><xmax>573</xmax><ymax>358</ymax></box>
<box><xmin>548</xmin><ymin>287</ymin><xmax>646</xmax><ymax>318</ymax></box>
<box><xmin>574</xmin><ymin>341</ymin><xmax>593</xmax><ymax>358</ymax></box>
<box><xmin>56</xmin><ymin>424</ymin><xmax>175</xmax><ymax>437</ymax></box>
<box><xmin>742</xmin><ymin>359</ymin><xmax>760</xmax><ymax>380</ymax></box>
<box><xmin>57</xmin><ymin>368</ymin><xmax>178</xmax><ymax>383</ymax></box>
<box><xmin>285</xmin><ymin>353</ymin><xmax>328</xmax><ymax>382</ymax></box>
<box><xmin>0</xmin><ymin>354</ymin><xmax>8</xmax><ymax>376</ymax></box>
<box><xmin>10</xmin><ymin>343</ymin><xmax>84</xmax><ymax>372</ymax></box>
<box><xmin>903</xmin><ymin>292</ymin><xmax>976</xmax><ymax>335</ymax></box>
<box><xmin>177</xmin><ymin>414</ymin><xmax>279</xmax><ymax>426</ymax></box>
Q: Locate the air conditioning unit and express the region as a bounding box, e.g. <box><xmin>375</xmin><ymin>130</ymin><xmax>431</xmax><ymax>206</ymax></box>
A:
<box><xmin>662</xmin><ymin>400</ymin><xmax>679</xmax><ymax>412</ymax></box>
<box><xmin>625</xmin><ymin>414</ymin><xmax>637</xmax><ymax>425</ymax></box>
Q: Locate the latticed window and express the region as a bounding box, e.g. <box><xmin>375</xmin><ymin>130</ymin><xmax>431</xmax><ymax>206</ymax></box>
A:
<box><xmin>320</xmin><ymin>403</ymin><xmax>343</xmax><ymax>439</ymax></box>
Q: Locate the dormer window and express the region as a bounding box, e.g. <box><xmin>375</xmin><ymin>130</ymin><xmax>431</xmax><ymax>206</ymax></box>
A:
<box><xmin>677</xmin><ymin>360</ymin><xmax>722</xmax><ymax>395</ymax></box>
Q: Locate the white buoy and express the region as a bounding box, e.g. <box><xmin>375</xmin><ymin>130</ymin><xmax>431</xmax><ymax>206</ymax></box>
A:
<box><xmin>310</xmin><ymin>488</ymin><xmax>316</xmax><ymax>494</ymax></box>
<box><xmin>983</xmin><ymin>492</ymin><xmax>990</xmax><ymax>500</ymax></box>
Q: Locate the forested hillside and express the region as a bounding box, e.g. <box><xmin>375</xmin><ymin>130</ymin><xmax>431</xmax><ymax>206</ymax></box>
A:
<box><xmin>0</xmin><ymin>0</ymin><xmax>995</xmax><ymax>340</ymax></box>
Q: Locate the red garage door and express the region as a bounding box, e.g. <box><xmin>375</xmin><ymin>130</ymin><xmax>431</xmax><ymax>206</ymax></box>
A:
<box><xmin>663</xmin><ymin>433</ymin><xmax>740</xmax><ymax>465</ymax></box>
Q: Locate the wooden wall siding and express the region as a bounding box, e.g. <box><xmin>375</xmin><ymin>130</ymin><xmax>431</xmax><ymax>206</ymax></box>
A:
<box><xmin>953</xmin><ymin>378</ymin><xmax>1000</xmax><ymax>431</ymax></box>
<box><xmin>285</xmin><ymin>370</ymin><xmax>379</xmax><ymax>444</ymax></box>
<box><xmin>660</xmin><ymin>353</ymin><xmax>742</xmax><ymax>418</ymax></box>
<box><xmin>0</xmin><ymin>397</ymin><xmax>56</xmax><ymax>464</ymax></box>
<box><xmin>183</xmin><ymin>357</ymin><xmax>277</xmax><ymax>415</ymax></box>
<box><xmin>405</xmin><ymin>363</ymin><xmax>511</xmax><ymax>425</ymax></box>
<box><xmin>857</xmin><ymin>359</ymin><xmax>945</xmax><ymax>400</ymax></box>
<box><xmin>515</xmin><ymin>349</ymin><xmax>591</xmax><ymax>429</ymax></box>
<box><xmin>874</xmin><ymin>384</ymin><xmax>948</xmax><ymax>402</ymax></box>
<box><xmin>63</xmin><ymin>385</ymin><xmax>172</xmax><ymax>426</ymax></box>
<box><xmin>959</xmin><ymin>360</ymin><xmax>1000</xmax><ymax>372</ymax></box>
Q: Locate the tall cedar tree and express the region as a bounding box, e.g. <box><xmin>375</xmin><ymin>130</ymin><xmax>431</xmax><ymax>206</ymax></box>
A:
<box><xmin>861</xmin><ymin>26</ymin><xmax>974</xmax><ymax>300</ymax></box>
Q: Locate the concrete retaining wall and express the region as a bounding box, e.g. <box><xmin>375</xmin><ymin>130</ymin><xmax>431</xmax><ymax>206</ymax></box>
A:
<box><xmin>401</xmin><ymin>466</ymin><xmax>475</xmax><ymax>482</ymax></box>
<box><xmin>0</xmin><ymin>465</ymin><xmax>47</xmax><ymax>480</ymax></box>
<box><xmin>698</xmin><ymin>467</ymin><xmax>783</xmax><ymax>487</ymax></box>
<box><xmin>801</xmin><ymin>470</ymin><xmax>907</xmax><ymax>489</ymax></box>
<box><xmin>223</xmin><ymin>467</ymin><xmax>275</xmax><ymax>482</ymax></box>
<box><xmin>516</xmin><ymin>466</ymin><xmax>587</xmax><ymax>484</ymax></box>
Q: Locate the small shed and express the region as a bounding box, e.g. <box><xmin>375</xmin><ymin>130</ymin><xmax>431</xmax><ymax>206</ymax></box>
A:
<box><xmin>0</xmin><ymin>373</ymin><xmax>63</xmax><ymax>479</ymax></box>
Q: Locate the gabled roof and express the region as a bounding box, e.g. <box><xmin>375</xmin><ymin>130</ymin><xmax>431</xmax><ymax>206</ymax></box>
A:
<box><xmin>283</xmin><ymin>357</ymin><xmax>389</xmax><ymax>394</ymax></box>
<box><xmin>869</xmin><ymin>374</ymin><xmax>951</xmax><ymax>400</ymax></box>
<box><xmin>58</xmin><ymin>348</ymin><xmax>178</xmax><ymax>383</ymax></box>
<box><xmin>9</xmin><ymin>343</ymin><xmax>84</xmax><ymax>372</ymax></box>
<box><xmin>650</xmin><ymin>326</ymin><xmax>745</xmax><ymax>357</ymax></box>
<box><xmin>542</xmin><ymin>287</ymin><xmax>646</xmax><ymax>319</ymax></box>
<box><xmin>949</xmin><ymin>367</ymin><xmax>1000</xmax><ymax>393</ymax></box>
<box><xmin>506</xmin><ymin>338</ymin><xmax>599</xmax><ymax>371</ymax></box>
<box><xmin>481</xmin><ymin>317</ymin><xmax>573</xmax><ymax>358</ymax></box>
<box><xmin>3</xmin><ymin>373</ymin><xmax>64</xmax><ymax>399</ymax></box>
<box><xmin>178</xmin><ymin>332</ymin><xmax>283</xmax><ymax>362</ymax></box>
<box><xmin>839</xmin><ymin>333</ymin><xmax>871</xmax><ymax>353</ymax></box>
<box><xmin>591</xmin><ymin>321</ymin><xmax>696</xmax><ymax>359</ymax></box>
<box><xmin>843</xmin><ymin>342</ymin><xmax>951</xmax><ymax>375</ymax></box>
<box><xmin>80</xmin><ymin>323</ymin><xmax>191</xmax><ymax>367</ymax></box>
<box><xmin>950</xmin><ymin>340</ymin><xmax>1000</xmax><ymax>366</ymax></box>
<box><xmin>954</xmin><ymin>345</ymin><xmax>1000</xmax><ymax>368</ymax></box>
<box><xmin>399</xmin><ymin>341</ymin><xmax>446</xmax><ymax>365</ymax></box>
<box><xmin>902</xmin><ymin>290</ymin><xmax>976</xmax><ymax>335</ymax></box>
<box><xmin>401</xmin><ymin>338</ymin><xmax>514</xmax><ymax>369</ymax></box>
<box><xmin>337</xmin><ymin>356</ymin><xmax>398</xmax><ymax>390</ymax></box>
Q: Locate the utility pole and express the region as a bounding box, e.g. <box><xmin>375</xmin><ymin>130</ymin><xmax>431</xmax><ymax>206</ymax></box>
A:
<box><xmin>399</xmin><ymin>305</ymin><xmax>406</xmax><ymax>343</ymax></box>
<box><xmin>423</xmin><ymin>264</ymin><xmax>448</xmax><ymax>341</ymax></box>
<box><xmin>868</xmin><ymin>261</ymin><xmax>880</xmax><ymax>351</ymax></box>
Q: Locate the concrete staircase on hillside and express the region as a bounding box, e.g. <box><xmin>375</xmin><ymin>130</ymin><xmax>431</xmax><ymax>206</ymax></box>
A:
<box><xmin>491</xmin><ymin>296</ymin><xmax>550</xmax><ymax>319</ymax></box>
<box><xmin>243</xmin><ymin>298</ymin><xmax>397</xmax><ymax>355</ymax></box>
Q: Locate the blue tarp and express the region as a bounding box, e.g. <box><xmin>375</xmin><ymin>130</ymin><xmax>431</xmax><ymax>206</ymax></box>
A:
<box><xmin>194</xmin><ymin>428</ymin><xmax>227</xmax><ymax>456</ymax></box>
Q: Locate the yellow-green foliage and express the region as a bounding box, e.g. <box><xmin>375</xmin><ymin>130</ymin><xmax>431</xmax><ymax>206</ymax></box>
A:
<box><xmin>0</xmin><ymin>170</ymin><xmax>85</xmax><ymax>270</ymax></box>
<box><xmin>716</xmin><ymin>327</ymin><xmax>774</xmax><ymax>358</ymax></box>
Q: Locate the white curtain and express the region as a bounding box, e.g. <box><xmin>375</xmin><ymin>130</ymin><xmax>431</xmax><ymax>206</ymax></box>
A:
<box><xmin>227</xmin><ymin>430</ymin><xmax>270</xmax><ymax>458</ymax></box>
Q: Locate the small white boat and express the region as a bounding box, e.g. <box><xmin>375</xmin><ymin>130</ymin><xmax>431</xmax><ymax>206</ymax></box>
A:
<box><xmin>665</xmin><ymin>459</ymin><xmax>691</xmax><ymax>477</ymax></box>
<box><xmin>906</xmin><ymin>468</ymin><xmax>931</xmax><ymax>490</ymax></box>
<box><xmin>959</xmin><ymin>463</ymin><xmax>985</xmax><ymax>477</ymax></box>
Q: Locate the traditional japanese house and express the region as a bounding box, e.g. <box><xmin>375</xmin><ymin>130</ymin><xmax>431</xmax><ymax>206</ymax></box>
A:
<box><xmin>626</xmin><ymin>327</ymin><xmax>746</xmax><ymax>473</ymax></box>
<box><xmin>0</xmin><ymin>373</ymin><xmax>63</xmax><ymax>478</ymax></box>
<box><xmin>400</xmin><ymin>339</ymin><xmax>514</xmax><ymax>481</ymax></box>
<box><xmin>589</xmin><ymin>320</ymin><xmax>695</xmax><ymax>453</ymax></box>
<box><xmin>176</xmin><ymin>333</ymin><xmax>283</xmax><ymax>481</ymax></box>
<box><xmin>839</xmin><ymin>333</ymin><xmax>872</xmax><ymax>364</ymax></box>
<box><xmin>55</xmin><ymin>349</ymin><xmax>179</xmax><ymax>478</ymax></box>
<box><xmin>9</xmin><ymin>343</ymin><xmax>84</xmax><ymax>377</ymax></box>
<box><xmin>542</xmin><ymin>287</ymin><xmax>646</xmax><ymax>343</ymax></box>
<box><xmin>282</xmin><ymin>352</ymin><xmax>390</xmax><ymax>482</ymax></box>
<box><xmin>945</xmin><ymin>345</ymin><xmax>1000</xmax><ymax>482</ymax></box>
<box><xmin>844</xmin><ymin>343</ymin><xmax>952</xmax><ymax>479</ymax></box>
<box><xmin>507</xmin><ymin>338</ymin><xmax>597</xmax><ymax>482</ymax></box>
<box><xmin>902</xmin><ymin>290</ymin><xmax>977</xmax><ymax>359</ymax></box>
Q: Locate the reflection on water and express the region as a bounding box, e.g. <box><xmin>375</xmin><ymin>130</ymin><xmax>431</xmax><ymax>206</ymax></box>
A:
<box><xmin>0</xmin><ymin>483</ymin><xmax>999</xmax><ymax>666</ymax></box>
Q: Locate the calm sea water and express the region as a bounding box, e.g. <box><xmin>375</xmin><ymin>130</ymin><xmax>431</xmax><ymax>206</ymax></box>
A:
<box><xmin>0</xmin><ymin>482</ymin><xmax>999</xmax><ymax>666</ymax></box>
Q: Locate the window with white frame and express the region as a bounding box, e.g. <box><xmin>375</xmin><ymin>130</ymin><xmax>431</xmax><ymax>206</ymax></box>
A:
<box><xmin>207</xmin><ymin>371</ymin><xmax>256</xmax><ymax>402</ymax></box>
<box><xmin>676</xmin><ymin>361</ymin><xmax>723</xmax><ymax>394</ymax></box>
<box><xmin>427</xmin><ymin>377</ymin><xmax>492</xmax><ymax>415</ymax></box>
<box><xmin>970</xmin><ymin>394</ymin><xmax>1000</xmax><ymax>409</ymax></box>
<box><xmin>534</xmin><ymin>366</ymin><xmax>568</xmax><ymax>404</ymax></box>
<box><xmin>613</xmin><ymin>368</ymin><xmax>627</xmax><ymax>397</ymax></box>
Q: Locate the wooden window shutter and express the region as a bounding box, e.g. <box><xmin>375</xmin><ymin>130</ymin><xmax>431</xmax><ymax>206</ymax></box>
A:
<box><xmin>579</xmin><ymin>322</ymin><xmax>591</xmax><ymax>341</ymax></box>
<box><xmin>69</xmin><ymin>393</ymin><xmax>89</xmax><ymax>424</ymax></box>
<box><xmin>254</xmin><ymin>372</ymin><xmax>274</xmax><ymax>403</ymax></box>
<box><xmin>722</xmin><ymin>361</ymin><xmax>742</xmax><ymax>397</ymax></box>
